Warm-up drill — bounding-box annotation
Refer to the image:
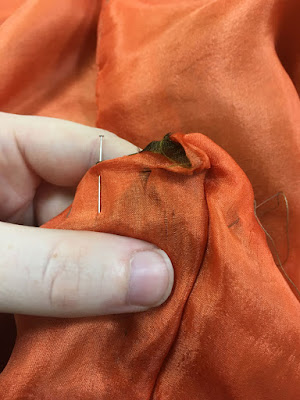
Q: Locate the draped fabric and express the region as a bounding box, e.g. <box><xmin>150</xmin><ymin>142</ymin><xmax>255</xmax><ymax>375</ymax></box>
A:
<box><xmin>0</xmin><ymin>0</ymin><xmax>299</xmax><ymax>398</ymax></box>
<box><xmin>95</xmin><ymin>0</ymin><xmax>300</xmax><ymax>288</ymax></box>
<box><xmin>1</xmin><ymin>131</ymin><xmax>299</xmax><ymax>399</ymax></box>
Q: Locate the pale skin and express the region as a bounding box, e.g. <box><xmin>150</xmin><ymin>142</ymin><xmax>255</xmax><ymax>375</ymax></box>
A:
<box><xmin>0</xmin><ymin>112</ymin><xmax>174</xmax><ymax>318</ymax></box>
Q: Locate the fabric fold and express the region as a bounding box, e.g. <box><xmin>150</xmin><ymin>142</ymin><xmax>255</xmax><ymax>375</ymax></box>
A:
<box><xmin>0</xmin><ymin>133</ymin><xmax>299</xmax><ymax>399</ymax></box>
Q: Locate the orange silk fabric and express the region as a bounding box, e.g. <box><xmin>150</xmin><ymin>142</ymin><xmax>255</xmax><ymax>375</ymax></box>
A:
<box><xmin>96</xmin><ymin>0</ymin><xmax>300</xmax><ymax>288</ymax></box>
<box><xmin>0</xmin><ymin>0</ymin><xmax>299</xmax><ymax>398</ymax></box>
<box><xmin>0</xmin><ymin>132</ymin><xmax>299</xmax><ymax>399</ymax></box>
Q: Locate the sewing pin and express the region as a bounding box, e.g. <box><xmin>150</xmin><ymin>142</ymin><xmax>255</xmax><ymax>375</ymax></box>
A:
<box><xmin>98</xmin><ymin>135</ymin><xmax>104</xmax><ymax>213</ymax></box>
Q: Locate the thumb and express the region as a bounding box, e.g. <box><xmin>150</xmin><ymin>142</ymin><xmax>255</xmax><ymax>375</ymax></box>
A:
<box><xmin>0</xmin><ymin>222</ymin><xmax>174</xmax><ymax>317</ymax></box>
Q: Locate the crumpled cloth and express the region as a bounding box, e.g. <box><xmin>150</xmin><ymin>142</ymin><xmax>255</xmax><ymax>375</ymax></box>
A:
<box><xmin>1</xmin><ymin>132</ymin><xmax>299</xmax><ymax>399</ymax></box>
<box><xmin>0</xmin><ymin>0</ymin><xmax>299</xmax><ymax>399</ymax></box>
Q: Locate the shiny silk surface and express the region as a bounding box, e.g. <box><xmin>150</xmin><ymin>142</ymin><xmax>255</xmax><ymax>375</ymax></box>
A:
<box><xmin>96</xmin><ymin>0</ymin><xmax>300</xmax><ymax>288</ymax></box>
<box><xmin>0</xmin><ymin>0</ymin><xmax>300</xmax><ymax>399</ymax></box>
<box><xmin>1</xmin><ymin>133</ymin><xmax>299</xmax><ymax>399</ymax></box>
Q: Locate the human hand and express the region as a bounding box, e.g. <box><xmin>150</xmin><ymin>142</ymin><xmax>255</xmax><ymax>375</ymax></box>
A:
<box><xmin>0</xmin><ymin>113</ymin><xmax>174</xmax><ymax>317</ymax></box>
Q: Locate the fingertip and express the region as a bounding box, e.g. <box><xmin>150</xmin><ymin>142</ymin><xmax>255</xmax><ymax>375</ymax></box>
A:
<box><xmin>126</xmin><ymin>249</ymin><xmax>174</xmax><ymax>308</ymax></box>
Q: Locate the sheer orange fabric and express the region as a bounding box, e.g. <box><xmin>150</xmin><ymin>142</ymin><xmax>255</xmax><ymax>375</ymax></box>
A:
<box><xmin>0</xmin><ymin>0</ymin><xmax>299</xmax><ymax>398</ymax></box>
<box><xmin>0</xmin><ymin>132</ymin><xmax>299</xmax><ymax>398</ymax></box>
<box><xmin>96</xmin><ymin>0</ymin><xmax>300</xmax><ymax>288</ymax></box>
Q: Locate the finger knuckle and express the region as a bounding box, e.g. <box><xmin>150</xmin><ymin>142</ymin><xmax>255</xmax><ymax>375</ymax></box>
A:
<box><xmin>45</xmin><ymin>243</ymin><xmax>85</xmax><ymax>311</ymax></box>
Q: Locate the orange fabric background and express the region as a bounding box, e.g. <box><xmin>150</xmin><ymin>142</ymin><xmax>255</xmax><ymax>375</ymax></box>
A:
<box><xmin>95</xmin><ymin>0</ymin><xmax>300</xmax><ymax>288</ymax></box>
<box><xmin>0</xmin><ymin>0</ymin><xmax>299</xmax><ymax>398</ymax></box>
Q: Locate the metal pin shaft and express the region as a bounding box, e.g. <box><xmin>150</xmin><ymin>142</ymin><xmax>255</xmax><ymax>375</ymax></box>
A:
<box><xmin>99</xmin><ymin>135</ymin><xmax>103</xmax><ymax>163</ymax></box>
<box><xmin>98</xmin><ymin>135</ymin><xmax>104</xmax><ymax>213</ymax></box>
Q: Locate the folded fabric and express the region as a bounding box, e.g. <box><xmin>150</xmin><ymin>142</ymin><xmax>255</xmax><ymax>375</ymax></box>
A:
<box><xmin>0</xmin><ymin>133</ymin><xmax>299</xmax><ymax>399</ymax></box>
<box><xmin>96</xmin><ymin>0</ymin><xmax>300</xmax><ymax>288</ymax></box>
<box><xmin>0</xmin><ymin>0</ymin><xmax>299</xmax><ymax>398</ymax></box>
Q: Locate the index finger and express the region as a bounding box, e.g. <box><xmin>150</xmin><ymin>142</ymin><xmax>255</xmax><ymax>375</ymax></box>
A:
<box><xmin>0</xmin><ymin>112</ymin><xmax>139</xmax><ymax>187</ymax></box>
